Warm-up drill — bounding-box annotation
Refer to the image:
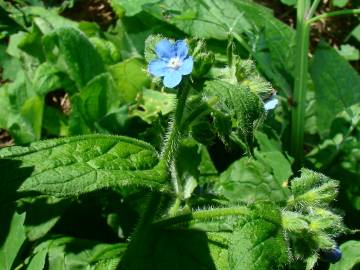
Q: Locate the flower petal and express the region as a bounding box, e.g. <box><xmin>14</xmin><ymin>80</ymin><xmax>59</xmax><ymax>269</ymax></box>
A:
<box><xmin>264</xmin><ymin>96</ymin><xmax>279</xmax><ymax>111</ymax></box>
<box><xmin>163</xmin><ymin>70</ymin><xmax>182</xmax><ymax>88</ymax></box>
<box><xmin>148</xmin><ymin>59</ymin><xmax>169</xmax><ymax>77</ymax></box>
<box><xmin>174</xmin><ymin>40</ymin><xmax>188</xmax><ymax>60</ymax></box>
<box><xmin>178</xmin><ymin>56</ymin><xmax>193</xmax><ymax>75</ymax></box>
<box><xmin>155</xmin><ymin>39</ymin><xmax>174</xmax><ymax>60</ymax></box>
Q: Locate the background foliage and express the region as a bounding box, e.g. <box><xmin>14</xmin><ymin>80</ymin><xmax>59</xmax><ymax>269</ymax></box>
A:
<box><xmin>0</xmin><ymin>0</ymin><xmax>359</xmax><ymax>269</ymax></box>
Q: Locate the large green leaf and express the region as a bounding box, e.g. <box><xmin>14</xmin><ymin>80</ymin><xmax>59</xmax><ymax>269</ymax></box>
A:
<box><xmin>215</xmin><ymin>156</ymin><xmax>289</xmax><ymax>203</ymax></box>
<box><xmin>329</xmin><ymin>241</ymin><xmax>360</xmax><ymax>270</ymax></box>
<box><xmin>109</xmin><ymin>58</ymin><xmax>150</xmax><ymax>103</ymax></box>
<box><xmin>229</xmin><ymin>203</ymin><xmax>288</xmax><ymax>270</ymax></box>
<box><xmin>0</xmin><ymin>135</ymin><xmax>169</xmax><ymax>201</ymax></box>
<box><xmin>43</xmin><ymin>27</ymin><xmax>106</xmax><ymax>89</ymax></box>
<box><xmin>0</xmin><ymin>210</ymin><xmax>26</xmax><ymax>270</ymax></box>
<box><xmin>69</xmin><ymin>73</ymin><xmax>117</xmax><ymax>134</ymax></box>
<box><xmin>0</xmin><ymin>72</ymin><xmax>44</xmax><ymax>144</ymax></box>
<box><xmin>310</xmin><ymin>41</ymin><xmax>360</xmax><ymax>135</ymax></box>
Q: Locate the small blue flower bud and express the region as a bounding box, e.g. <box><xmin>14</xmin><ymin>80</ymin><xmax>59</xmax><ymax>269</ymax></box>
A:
<box><xmin>320</xmin><ymin>246</ymin><xmax>342</xmax><ymax>263</ymax></box>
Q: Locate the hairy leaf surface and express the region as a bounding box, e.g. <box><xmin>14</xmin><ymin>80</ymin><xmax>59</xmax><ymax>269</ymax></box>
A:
<box><xmin>0</xmin><ymin>135</ymin><xmax>169</xmax><ymax>201</ymax></box>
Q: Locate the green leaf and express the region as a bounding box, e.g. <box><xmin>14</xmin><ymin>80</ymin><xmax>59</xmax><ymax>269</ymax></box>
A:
<box><xmin>0</xmin><ymin>210</ymin><xmax>26</xmax><ymax>270</ymax></box>
<box><xmin>329</xmin><ymin>241</ymin><xmax>360</xmax><ymax>270</ymax></box>
<box><xmin>0</xmin><ymin>135</ymin><xmax>169</xmax><ymax>201</ymax></box>
<box><xmin>215</xmin><ymin>156</ymin><xmax>289</xmax><ymax>203</ymax></box>
<box><xmin>288</xmin><ymin>169</ymin><xmax>339</xmax><ymax>208</ymax></box>
<box><xmin>144</xmin><ymin>0</ymin><xmax>251</xmax><ymax>40</ymax></box>
<box><xmin>229</xmin><ymin>202</ymin><xmax>288</xmax><ymax>270</ymax></box>
<box><xmin>0</xmin><ymin>72</ymin><xmax>44</xmax><ymax>144</ymax></box>
<box><xmin>90</xmin><ymin>37</ymin><xmax>120</xmax><ymax>65</ymax></box>
<box><xmin>43</xmin><ymin>27</ymin><xmax>106</xmax><ymax>89</ymax></box>
<box><xmin>337</xmin><ymin>44</ymin><xmax>360</xmax><ymax>61</ymax></box>
<box><xmin>27</xmin><ymin>249</ymin><xmax>47</xmax><ymax>270</ymax></box>
<box><xmin>350</xmin><ymin>24</ymin><xmax>360</xmax><ymax>43</ymax></box>
<box><xmin>119</xmin><ymin>229</ymin><xmax>220</xmax><ymax>270</ymax></box>
<box><xmin>204</xmin><ymin>80</ymin><xmax>264</xmax><ymax>149</ymax></box>
<box><xmin>32</xmin><ymin>62</ymin><xmax>74</xmax><ymax>96</ymax></box>
<box><xmin>310</xmin><ymin>41</ymin><xmax>360</xmax><ymax>135</ymax></box>
<box><xmin>42</xmin><ymin>106</ymin><xmax>69</xmax><ymax>137</ymax></box>
<box><xmin>281</xmin><ymin>0</ymin><xmax>297</xmax><ymax>6</ymax></box>
<box><xmin>111</xmin><ymin>0</ymin><xmax>159</xmax><ymax>16</ymax></box>
<box><xmin>31</xmin><ymin>236</ymin><xmax>126</xmax><ymax>270</ymax></box>
<box><xmin>131</xmin><ymin>89</ymin><xmax>175</xmax><ymax>124</ymax></box>
<box><xmin>332</xmin><ymin>0</ymin><xmax>349</xmax><ymax>8</ymax></box>
<box><xmin>19</xmin><ymin>196</ymin><xmax>70</xmax><ymax>241</ymax></box>
<box><xmin>110</xmin><ymin>58</ymin><xmax>150</xmax><ymax>103</ymax></box>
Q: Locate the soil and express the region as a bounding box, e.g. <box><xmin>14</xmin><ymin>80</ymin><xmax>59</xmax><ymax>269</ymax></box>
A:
<box><xmin>61</xmin><ymin>0</ymin><xmax>115</xmax><ymax>29</ymax></box>
<box><xmin>45</xmin><ymin>89</ymin><xmax>71</xmax><ymax>116</ymax></box>
<box><xmin>0</xmin><ymin>129</ymin><xmax>14</xmax><ymax>148</ymax></box>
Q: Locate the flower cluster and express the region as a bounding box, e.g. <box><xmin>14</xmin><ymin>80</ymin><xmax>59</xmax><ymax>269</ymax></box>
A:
<box><xmin>148</xmin><ymin>39</ymin><xmax>193</xmax><ymax>88</ymax></box>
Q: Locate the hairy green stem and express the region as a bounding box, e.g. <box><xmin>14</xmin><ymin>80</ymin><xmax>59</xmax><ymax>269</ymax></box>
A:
<box><xmin>161</xmin><ymin>81</ymin><xmax>191</xmax><ymax>167</ymax></box>
<box><xmin>118</xmin><ymin>81</ymin><xmax>191</xmax><ymax>268</ymax></box>
<box><xmin>117</xmin><ymin>194</ymin><xmax>161</xmax><ymax>269</ymax></box>
<box><xmin>291</xmin><ymin>0</ymin><xmax>311</xmax><ymax>168</ymax></box>
<box><xmin>154</xmin><ymin>206</ymin><xmax>250</xmax><ymax>228</ymax></box>
<box><xmin>307</xmin><ymin>8</ymin><xmax>360</xmax><ymax>25</ymax></box>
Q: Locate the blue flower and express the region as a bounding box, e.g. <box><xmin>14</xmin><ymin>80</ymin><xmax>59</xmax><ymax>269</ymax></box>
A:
<box><xmin>148</xmin><ymin>39</ymin><xmax>193</xmax><ymax>88</ymax></box>
<box><xmin>264</xmin><ymin>94</ymin><xmax>279</xmax><ymax>111</ymax></box>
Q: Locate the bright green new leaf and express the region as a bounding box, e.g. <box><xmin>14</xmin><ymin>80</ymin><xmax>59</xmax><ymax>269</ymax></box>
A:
<box><xmin>332</xmin><ymin>0</ymin><xmax>349</xmax><ymax>8</ymax></box>
<box><xmin>337</xmin><ymin>44</ymin><xmax>360</xmax><ymax>61</ymax></box>
<box><xmin>0</xmin><ymin>135</ymin><xmax>169</xmax><ymax>201</ymax></box>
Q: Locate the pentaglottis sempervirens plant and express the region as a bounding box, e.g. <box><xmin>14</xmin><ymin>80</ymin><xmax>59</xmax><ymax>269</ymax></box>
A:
<box><xmin>0</xmin><ymin>0</ymin><xmax>360</xmax><ymax>270</ymax></box>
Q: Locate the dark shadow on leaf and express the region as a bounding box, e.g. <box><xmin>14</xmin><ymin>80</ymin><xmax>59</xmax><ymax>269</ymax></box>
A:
<box><xmin>0</xmin><ymin>159</ymin><xmax>33</xmax><ymax>247</ymax></box>
<box><xmin>120</xmin><ymin>228</ymin><xmax>218</xmax><ymax>270</ymax></box>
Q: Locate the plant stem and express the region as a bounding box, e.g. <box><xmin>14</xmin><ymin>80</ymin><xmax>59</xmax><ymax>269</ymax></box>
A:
<box><xmin>118</xmin><ymin>81</ymin><xmax>191</xmax><ymax>268</ymax></box>
<box><xmin>154</xmin><ymin>206</ymin><xmax>250</xmax><ymax>228</ymax></box>
<box><xmin>291</xmin><ymin>0</ymin><xmax>311</xmax><ymax>168</ymax></box>
<box><xmin>117</xmin><ymin>194</ymin><xmax>161</xmax><ymax>269</ymax></box>
<box><xmin>307</xmin><ymin>0</ymin><xmax>321</xmax><ymax>20</ymax></box>
<box><xmin>161</xmin><ymin>80</ymin><xmax>191</xmax><ymax>167</ymax></box>
<box><xmin>307</xmin><ymin>8</ymin><xmax>360</xmax><ymax>25</ymax></box>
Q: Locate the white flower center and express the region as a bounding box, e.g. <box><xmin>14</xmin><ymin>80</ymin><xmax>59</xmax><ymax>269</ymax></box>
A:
<box><xmin>167</xmin><ymin>57</ymin><xmax>182</xmax><ymax>69</ymax></box>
